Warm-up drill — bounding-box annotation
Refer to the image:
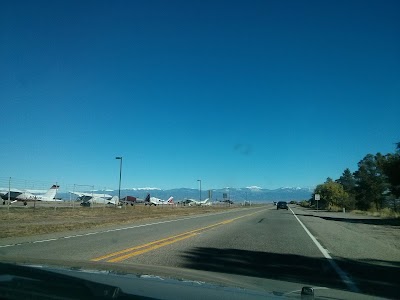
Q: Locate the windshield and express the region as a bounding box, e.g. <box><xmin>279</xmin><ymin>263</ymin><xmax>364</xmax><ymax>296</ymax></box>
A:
<box><xmin>0</xmin><ymin>1</ymin><xmax>399</xmax><ymax>299</ymax></box>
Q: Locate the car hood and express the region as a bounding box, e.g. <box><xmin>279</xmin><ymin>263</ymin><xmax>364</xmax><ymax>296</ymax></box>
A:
<box><xmin>0</xmin><ymin>259</ymin><xmax>387</xmax><ymax>300</ymax></box>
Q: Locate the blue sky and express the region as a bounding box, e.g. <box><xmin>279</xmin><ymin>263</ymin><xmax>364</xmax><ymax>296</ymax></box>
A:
<box><xmin>1</xmin><ymin>0</ymin><xmax>399</xmax><ymax>191</ymax></box>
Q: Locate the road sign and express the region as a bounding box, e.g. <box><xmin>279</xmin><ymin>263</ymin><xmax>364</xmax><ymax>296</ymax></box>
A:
<box><xmin>314</xmin><ymin>194</ymin><xmax>320</xmax><ymax>211</ymax></box>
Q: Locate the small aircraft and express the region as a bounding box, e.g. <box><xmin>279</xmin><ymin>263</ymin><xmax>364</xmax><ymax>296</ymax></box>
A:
<box><xmin>70</xmin><ymin>191</ymin><xmax>119</xmax><ymax>206</ymax></box>
<box><xmin>1</xmin><ymin>185</ymin><xmax>60</xmax><ymax>202</ymax></box>
<box><xmin>144</xmin><ymin>194</ymin><xmax>174</xmax><ymax>206</ymax></box>
<box><xmin>183</xmin><ymin>198</ymin><xmax>211</xmax><ymax>206</ymax></box>
<box><xmin>120</xmin><ymin>196</ymin><xmax>139</xmax><ymax>206</ymax></box>
<box><xmin>220</xmin><ymin>199</ymin><xmax>234</xmax><ymax>204</ymax></box>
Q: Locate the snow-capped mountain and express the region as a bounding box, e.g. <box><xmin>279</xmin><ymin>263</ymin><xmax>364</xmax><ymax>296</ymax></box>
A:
<box><xmin>129</xmin><ymin>187</ymin><xmax>161</xmax><ymax>191</ymax></box>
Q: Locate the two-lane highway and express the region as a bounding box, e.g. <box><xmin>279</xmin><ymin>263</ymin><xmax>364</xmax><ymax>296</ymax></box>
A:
<box><xmin>1</xmin><ymin>204</ymin><xmax>395</xmax><ymax>298</ymax></box>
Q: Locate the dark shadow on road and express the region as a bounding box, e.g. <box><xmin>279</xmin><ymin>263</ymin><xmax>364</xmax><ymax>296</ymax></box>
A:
<box><xmin>181</xmin><ymin>247</ymin><xmax>399</xmax><ymax>299</ymax></box>
<box><xmin>295</xmin><ymin>213</ymin><xmax>400</xmax><ymax>226</ymax></box>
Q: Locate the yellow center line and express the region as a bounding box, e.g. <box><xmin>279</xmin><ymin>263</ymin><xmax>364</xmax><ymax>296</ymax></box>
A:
<box><xmin>108</xmin><ymin>233</ymin><xmax>199</xmax><ymax>262</ymax></box>
<box><xmin>91</xmin><ymin>210</ymin><xmax>262</xmax><ymax>263</ymax></box>
<box><xmin>92</xmin><ymin>221</ymin><xmax>225</xmax><ymax>262</ymax></box>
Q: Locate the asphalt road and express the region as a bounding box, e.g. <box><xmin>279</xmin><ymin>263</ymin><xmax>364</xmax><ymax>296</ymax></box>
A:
<box><xmin>0</xmin><ymin>204</ymin><xmax>398</xmax><ymax>299</ymax></box>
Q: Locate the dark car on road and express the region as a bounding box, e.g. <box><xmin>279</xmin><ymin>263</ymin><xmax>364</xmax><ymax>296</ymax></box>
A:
<box><xmin>277</xmin><ymin>201</ymin><xmax>288</xmax><ymax>210</ymax></box>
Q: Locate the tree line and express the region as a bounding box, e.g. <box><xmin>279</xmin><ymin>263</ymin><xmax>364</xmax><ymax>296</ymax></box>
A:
<box><xmin>311</xmin><ymin>142</ymin><xmax>400</xmax><ymax>211</ymax></box>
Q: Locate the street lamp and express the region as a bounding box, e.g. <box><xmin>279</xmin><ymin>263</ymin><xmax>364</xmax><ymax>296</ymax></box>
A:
<box><xmin>197</xmin><ymin>179</ymin><xmax>201</xmax><ymax>202</ymax></box>
<box><xmin>116</xmin><ymin>157</ymin><xmax>122</xmax><ymax>204</ymax></box>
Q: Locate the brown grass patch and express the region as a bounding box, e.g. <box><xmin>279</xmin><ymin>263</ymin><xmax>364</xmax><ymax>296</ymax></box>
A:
<box><xmin>0</xmin><ymin>205</ymin><xmax>241</xmax><ymax>238</ymax></box>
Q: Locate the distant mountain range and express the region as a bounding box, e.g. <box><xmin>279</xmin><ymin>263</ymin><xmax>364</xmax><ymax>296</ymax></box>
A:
<box><xmin>60</xmin><ymin>187</ymin><xmax>313</xmax><ymax>203</ymax></box>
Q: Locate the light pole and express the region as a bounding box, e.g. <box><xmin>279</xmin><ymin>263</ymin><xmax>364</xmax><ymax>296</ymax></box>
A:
<box><xmin>7</xmin><ymin>177</ymin><xmax>11</xmax><ymax>211</ymax></box>
<box><xmin>116</xmin><ymin>157</ymin><xmax>122</xmax><ymax>205</ymax></box>
<box><xmin>197</xmin><ymin>179</ymin><xmax>201</xmax><ymax>202</ymax></box>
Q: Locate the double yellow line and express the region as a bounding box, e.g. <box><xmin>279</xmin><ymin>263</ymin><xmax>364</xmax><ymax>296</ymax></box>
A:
<box><xmin>91</xmin><ymin>210</ymin><xmax>260</xmax><ymax>263</ymax></box>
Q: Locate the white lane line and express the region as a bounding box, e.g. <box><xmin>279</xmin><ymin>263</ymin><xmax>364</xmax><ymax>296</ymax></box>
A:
<box><xmin>0</xmin><ymin>207</ymin><xmax>262</xmax><ymax>249</ymax></box>
<box><xmin>32</xmin><ymin>239</ymin><xmax>57</xmax><ymax>243</ymax></box>
<box><xmin>0</xmin><ymin>244</ymin><xmax>22</xmax><ymax>248</ymax></box>
<box><xmin>289</xmin><ymin>207</ymin><xmax>360</xmax><ymax>293</ymax></box>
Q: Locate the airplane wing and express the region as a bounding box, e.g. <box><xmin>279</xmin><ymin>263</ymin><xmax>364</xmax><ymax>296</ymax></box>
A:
<box><xmin>1</xmin><ymin>191</ymin><xmax>23</xmax><ymax>201</ymax></box>
<box><xmin>184</xmin><ymin>198</ymin><xmax>209</xmax><ymax>206</ymax></box>
<box><xmin>0</xmin><ymin>188</ymin><xmax>23</xmax><ymax>193</ymax></box>
<box><xmin>38</xmin><ymin>198</ymin><xmax>63</xmax><ymax>202</ymax></box>
<box><xmin>184</xmin><ymin>198</ymin><xmax>197</xmax><ymax>202</ymax></box>
<box><xmin>80</xmin><ymin>195</ymin><xmax>119</xmax><ymax>205</ymax></box>
<box><xmin>184</xmin><ymin>198</ymin><xmax>199</xmax><ymax>205</ymax></box>
<box><xmin>69</xmin><ymin>191</ymin><xmax>85</xmax><ymax>197</ymax></box>
<box><xmin>25</xmin><ymin>189</ymin><xmax>48</xmax><ymax>194</ymax></box>
<box><xmin>91</xmin><ymin>193</ymin><xmax>113</xmax><ymax>199</ymax></box>
<box><xmin>70</xmin><ymin>191</ymin><xmax>113</xmax><ymax>199</ymax></box>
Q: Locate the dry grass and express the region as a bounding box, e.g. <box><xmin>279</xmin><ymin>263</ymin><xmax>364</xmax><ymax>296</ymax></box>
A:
<box><xmin>352</xmin><ymin>208</ymin><xmax>400</xmax><ymax>218</ymax></box>
<box><xmin>0</xmin><ymin>205</ymin><xmax>240</xmax><ymax>239</ymax></box>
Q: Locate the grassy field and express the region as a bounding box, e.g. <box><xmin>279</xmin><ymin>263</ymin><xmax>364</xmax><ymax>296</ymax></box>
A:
<box><xmin>0</xmin><ymin>205</ymin><xmax>242</xmax><ymax>239</ymax></box>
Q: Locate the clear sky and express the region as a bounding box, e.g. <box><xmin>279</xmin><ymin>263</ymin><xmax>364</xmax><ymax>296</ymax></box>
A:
<box><xmin>1</xmin><ymin>0</ymin><xmax>399</xmax><ymax>191</ymax></box>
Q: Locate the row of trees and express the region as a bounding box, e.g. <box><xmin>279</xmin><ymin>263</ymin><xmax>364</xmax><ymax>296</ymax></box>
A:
<box><xmin>312</xmin><ymin>143</ymin><xmax>400</xmax><ymax>211</ymax></box>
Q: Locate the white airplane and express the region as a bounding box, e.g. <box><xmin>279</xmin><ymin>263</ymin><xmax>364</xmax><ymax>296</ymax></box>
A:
<box><xmin>70</xmin><ymin>191</ymin><xmax>119</xmax><ymax>206</ymax></box>
<box><xmin>184</xmin><ymin>198</ymin><xmax>211</xmax><ymax>206</ymax></box>
<box><xmin>144</xmin><ymin>194</ymin><xmax>174</xmax><ymax>206</ymax></box>
<box><xmin>1</xmin><ymin>185</ymin><xmax>61</xmax><ymax>202</ymax></box>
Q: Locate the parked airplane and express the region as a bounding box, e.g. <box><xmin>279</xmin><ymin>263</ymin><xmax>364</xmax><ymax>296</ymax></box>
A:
<box><xmin>1</xmin><ymin>185</ymin><xmax>60</xmax><ymax>202</ymax></box>
<box><xmin>136</xmin><ymin>194</ymin><xmax>150</xmax><ymax>204</ymax></box>
<box><xmin>220</xmin><ymin>199</ymin><xmax>234</xmax><ymax>204</ymax></box>
<box><xmin>120</xmin><ymin>196</ymin><xmax>139</xmax><ymax>206</ymax></box>
<box><xmin>183</xmin><ymin>198</ymin><xmax>211</xmax><ymax>206</ymax></box>
<box><xmin>144</xmin><ymin>194</ymin><xmax>174</xmax><ymax>206</ymax></box>
<box><xmin>70</xmin><ymin>192</ymin><xmax>119</xmax><ymax>206</ymax></box>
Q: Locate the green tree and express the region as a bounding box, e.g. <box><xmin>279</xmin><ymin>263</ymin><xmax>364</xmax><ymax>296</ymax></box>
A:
<box><xmin>381</xmin><ymin>143</ymin><xmax>400</xmax><ymax>198</ymax></box>
<box><xmin>354</xmin><ymin>153</ymin><xmax>388</xmax><ymax>210</ymax></box>
<box><xmin>336</xmin><ymin>168</ymin><xmax>356</xmax><ymax>193</ymax></box>
<box><xmin>336</xmin><ymin>168</ymin><xmax>356</xmax><ymax>209</ymax></box>
<box><xmin>325</xmin><ymin>177</ymin><xmax>333</xmax><ymax>183</ymax></box>
<box><xmin>313</xmin><ymin>180</ymin><xmax>349</xmax><ymax>210</ymax></box>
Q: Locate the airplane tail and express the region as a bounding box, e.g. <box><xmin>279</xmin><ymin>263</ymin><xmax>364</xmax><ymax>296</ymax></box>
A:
<box><xmin>144</xmin><ymin>194</ymin><xmax>150</xmax><ymax>204</ymax></box>
<box><xmin>109</xmin><ymin>196</ymin><xmax>119</xmax><ymax>205</ymax></box>
<box><xmin>202</xmin><ymin>198</ymin><xmax>211</xmax><ymax>205</ymax></box>
<box><xmin>167</xmin><ymin>196</ymin><xmax>174</xmax><ymax>204</ymax></box>
<box><xmin>43</xmin><ymin>185</ymin><xmax>59</xmax><ymax>200</ymax></box>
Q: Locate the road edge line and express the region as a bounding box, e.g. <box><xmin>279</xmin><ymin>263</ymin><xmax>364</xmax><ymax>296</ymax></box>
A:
<box><xmin>289</xmin><ymin>207</ymin><xmax>360</xmax><ymax>293</ymax></box>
